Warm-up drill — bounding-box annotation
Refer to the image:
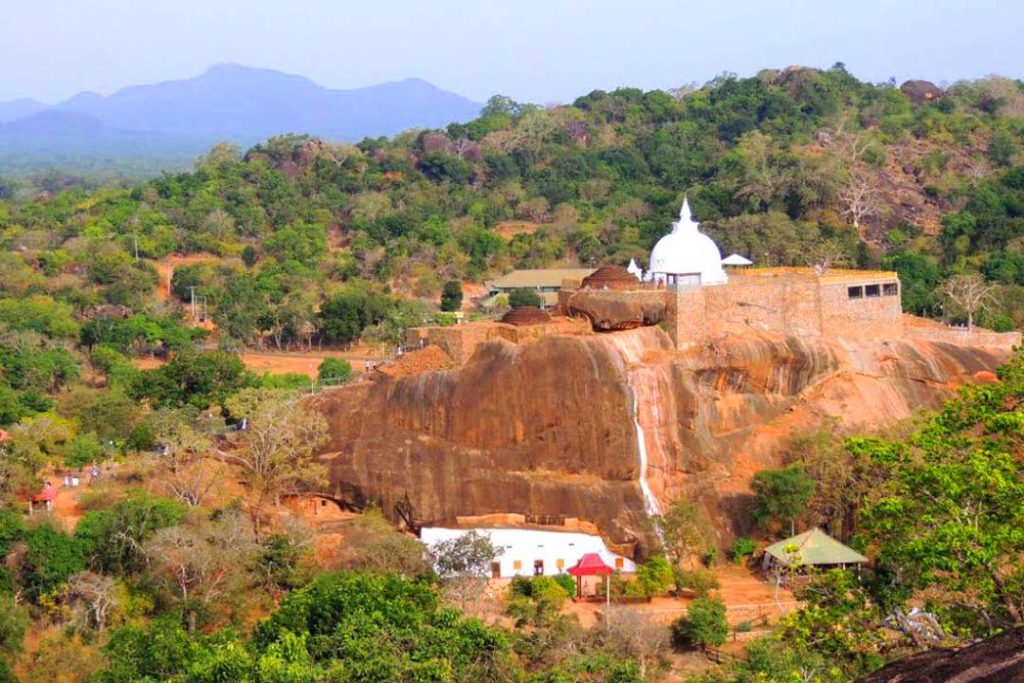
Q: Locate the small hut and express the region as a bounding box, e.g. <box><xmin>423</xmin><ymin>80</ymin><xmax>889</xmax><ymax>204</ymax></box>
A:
<box><xmin>567</xmin><ymin>552</ymin><xmax>614</xmax><ymax>599</ymax></box>
<box><xmin>762</xmin><ymin>528</ymin><xmax>867</xmax><ymax>573</ymax></box>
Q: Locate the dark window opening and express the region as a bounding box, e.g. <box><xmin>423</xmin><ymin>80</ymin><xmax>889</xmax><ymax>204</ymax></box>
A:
<box><xmin>533</xmin><ymin>560</ymin><xmax>544</xmax><ymax>576</ymax></box>
<box><xmin>865</xmin><ymin>284</ymin><xmax>881</xmax><ymax>298</ymax></box>
<box><xmin>883</xmin><ymin>282</ymin><xmax>898</xmax><ymax>296</ymax></box>
<box><xmin>848</xmin><ymin>286</ymin><xmax>863</xmax><ymax>299</ymax></box>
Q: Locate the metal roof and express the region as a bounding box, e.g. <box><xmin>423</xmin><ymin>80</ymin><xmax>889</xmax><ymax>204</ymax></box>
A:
<box><xmin>765</xmin><ymin>528</ymin><xmax>868</xmax><ymax>566</ymax></box>
<box><xmin>486</xmin><ymin>268</ymin><xmax>595</xmax><ymax>290</ymax></box>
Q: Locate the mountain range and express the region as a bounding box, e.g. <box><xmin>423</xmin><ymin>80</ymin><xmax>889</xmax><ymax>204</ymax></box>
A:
<box><xmin>0</xmin><ymin>65</ymin><xmax>482</xmax><ymax>171</ymax></box>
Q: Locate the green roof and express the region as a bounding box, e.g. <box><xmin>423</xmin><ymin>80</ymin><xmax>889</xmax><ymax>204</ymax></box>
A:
<box><xmin>764</xmin><ymin>528</ymin><xmax>867</xmax><ymax>566</ymax></box>
<box><xmin>486</xmin><ymin>268</ymin><xmax>595</xmax><ymax>290</ymax></box>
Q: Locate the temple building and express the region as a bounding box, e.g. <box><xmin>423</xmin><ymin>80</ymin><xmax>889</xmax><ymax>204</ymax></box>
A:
<box><xmin>420</xmin><ymin>526</ymin><xmax>635</xmax><ymax>579</ymax></box>
<box><xmin>646</xmin><ymin>199</ymin><xmax>729</xmax><ymax>287</ymax></box>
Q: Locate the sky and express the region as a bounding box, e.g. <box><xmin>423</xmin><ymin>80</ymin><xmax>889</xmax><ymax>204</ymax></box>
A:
<box><xmin>2</xmin><ymin>0</ymin><xmax>1022</xmax><ymax>104</ymax></box>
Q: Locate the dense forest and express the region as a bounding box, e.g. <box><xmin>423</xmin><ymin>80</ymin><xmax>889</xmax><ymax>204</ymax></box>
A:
<box><xmin>2</xmin><ymin>65</ymin><xmax>1024</xmax><ymax>681</ymax></box>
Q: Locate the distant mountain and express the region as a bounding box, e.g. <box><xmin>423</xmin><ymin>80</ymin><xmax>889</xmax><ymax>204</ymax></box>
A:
<box><xmin>0</xmin><ymin>98</ymin><xmax>48</xmax><ymax>124</ymax></box>
<box><xmin>0</xmin><ymin>65</ymin><xmax>482</xmax><ymax>172</ymax></box>
<box><xmin>0</xmin><ymin>110</ymin><xmax>208</xmax><ymax>158</ymax></box>
<box><xmin>52</xmin><ymin>64</ymin><xmax>482</xmax><ymax>142</ymax></box>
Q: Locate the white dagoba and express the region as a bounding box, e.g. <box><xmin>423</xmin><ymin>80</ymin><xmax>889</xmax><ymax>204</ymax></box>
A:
<box><xmin>648</xmin><ymin>198</ymin><xmax>728</xmax><ymax>286</ymax></box>
<box><xmin>626</xmin><ymin>258</ymin><xmax>643</xmax><ymax>281</ymax></box>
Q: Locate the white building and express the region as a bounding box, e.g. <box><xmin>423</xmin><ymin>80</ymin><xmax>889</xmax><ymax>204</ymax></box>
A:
<box><xmin>420</xmin><ymin>526</ymin><xmax>636</xmax><ymax>579</ymax></box>
<box><xmin>648</xmin><ymin>198</ymin><xmax>728</xmax><ymax>287</ymax></box>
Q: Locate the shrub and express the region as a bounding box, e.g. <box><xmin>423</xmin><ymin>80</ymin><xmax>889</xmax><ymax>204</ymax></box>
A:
<box><xmin>508</xmin><ymin>288</ymin><xmax>542</xmax><ymax>309</ymax></box>
<box><xmin>673</xmin><ymin>567</ymin><xmax>720</xmax><ymax>598</ymax></box>
<box><xmin>627</xmin><ymin>556</ymin><xmax>675</xmax><ymax>597</ymax></box>
<box><xmin>553</xmin><ymin>572</ymin><xmax>576</xmax><ymax>598</ymax></box>
<box><xmin>672</xmin><ymin>595</ymin><xmax>727</xmax><ymax>650</ymax></box>
<box><xmin>23</xmin><ymin>524</ymin><xmax>87</xmax><ymax>601</ymax></box>
<box><xmin>65</xmin><ymin>432</ymin><xmax>104</xmax><ymax>468</ymax></box>
<box><xmin>732</xmin><ymin>537</ymin><xmax>757</xmax><ymax>565</ymax></box>
<box><xmin>317</xmin><ymin>357</ymin><xmax>353</xmax><ymax>385</ymax></box>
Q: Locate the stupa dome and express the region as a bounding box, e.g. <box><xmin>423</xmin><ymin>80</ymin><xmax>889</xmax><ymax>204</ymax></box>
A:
<box><xmin>500</xmin><ymin>306</ymin><xmax>551</xmax><ymax>326</ymax></box>
<box><xmin>649</xmin><ymin>199</ymin><xmax>728</xmax><ymax>285</ymax></box>
<box><xmin>582</xmin><ymin>265</ymin><xmax>639</xmax><ymax>290</ymax></box>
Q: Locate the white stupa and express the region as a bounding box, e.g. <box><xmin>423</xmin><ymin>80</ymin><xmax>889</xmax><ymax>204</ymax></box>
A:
<box><xmin>626</xmin><ymin>258</ymin><xmax>643</xmax><ymax>281</ymax></box>
<box><xmin>648</xmin><ymin>198</ymin><xmax>728</xmax><ymax>286</ymax></box>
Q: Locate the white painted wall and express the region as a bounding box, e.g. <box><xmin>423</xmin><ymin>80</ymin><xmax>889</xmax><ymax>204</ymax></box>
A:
<box><xmin>420</xmin><ymin>526</ymin><xmax>636</xmax><ymax>578</ymax></box>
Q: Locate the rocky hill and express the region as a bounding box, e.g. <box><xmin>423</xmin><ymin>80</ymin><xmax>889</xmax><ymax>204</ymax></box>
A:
<box><xmin>313</xmin><ymin>326</ymin><xmax>1006</xmax><ymax>554</ymax></box>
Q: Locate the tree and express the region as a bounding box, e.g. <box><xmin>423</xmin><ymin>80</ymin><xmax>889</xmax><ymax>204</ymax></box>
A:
<box><xmin>601</xmin><ymin>608</ymin><xmax>670</xmax><ymax>680</ymax></box>
<box><xmin>144</xmin><ymin>511</ymin><xmax>256</xmax><ymax>632</ymax></box>
<box><xmin>752</xmin><ymin>464</ymin><xmax>815</xmax><ymax>536</ymax></box>
<box><xmin>220</xmin><ymin>390</ymin><xmax>328</xmax><ymax>540</ymax></box>
<box><xmin>430</xmin><ymin>530</ymin><xmax>502</xmax><ymax>610</ymax></box>
<box><xmin>672</xmin><ymin>595</ymin><xmax>727</xmax><ymax>650</ymax></box>
<box><xmin>508</xmin><ymin>288</ymin><xmax>542</xmax><ymax>309</ymax></box>
<box><xmin>839</xmin><ymin>168</ymin><xmax>884</xmax><ymax>229</ymax></box>
<box><xmin>656</xmin><ymin>500</ymin><xmax>714</xmax><ymax>570</ymax></box>
<box><xmin>937</xmin><ymin>273</ymin><xmax>997</xmax><ymax>331</ymax></box>
<box><xmin>506</xmin><ymin>576</ymin><xmax>571</xmax><ymax>628</ymax></box>
<box><xmin>74</xmin><ymin>492</ymin><xmax>185</xmax><ymax>575</ymax></box>
<box><xmin>440</xmin><ymin>279</ymin><xmax>463</xmax><ymax>312</ymax></box>
<box><xmin>317</xmin><ymin>357</ymin><xmax>352</xmax><ymax>385</ymax></box>
<box><xmin>149</xmin><ymin>409</ymin><xmax>215</xmax><ymax>507</ymax></box>
<box><xmin>67</xmin><ymin>571</ymin><xmax>120</xmax><ymax>631</ymax></box>
<box><xmin>335</xmin><ymin>509</ymin><xmax>430</xmax><ymax>578</ymax></box>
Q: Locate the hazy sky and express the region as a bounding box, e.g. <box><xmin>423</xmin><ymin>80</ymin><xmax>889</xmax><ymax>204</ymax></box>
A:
<box><xmin>2</xmin><ymin>0</ymin><xmax>1022</xmax><ymax>104</ymax></box>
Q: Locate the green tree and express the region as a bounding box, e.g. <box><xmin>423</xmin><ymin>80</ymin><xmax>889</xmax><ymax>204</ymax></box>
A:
<box><xmin>752</xmin><ymin>464</ymin><xmax>815</xmax><ymax>536</ymax></box>
<box><xmin>317</xmin><ymin>357</ymin><xmax>352</xmax><ymax>385</ymax></box>
<box><xmin>656</xmin><ymin>500</ymin><xmax>714</xmax><ymax>576</ymax></box>
<box><xmin>440</xmin><ymin>279</ymin><xmax>463</xmax><ymax>312</ymax></box>
<box><xmin>508</xmin><ymin>288</ymin><xmax>542</xmax><ymax>309</ymax></box>
<box><xmin>671</xmin><ymin>595</ymin><xmax>727</xmax><ymax>650</ymax></box>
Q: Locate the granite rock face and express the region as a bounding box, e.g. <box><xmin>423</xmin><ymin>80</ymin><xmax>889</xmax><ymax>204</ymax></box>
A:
<box><xmin>313</xmin><ymin>327</ymin><xmax>1007</xmax><ymax>555</ymax></box>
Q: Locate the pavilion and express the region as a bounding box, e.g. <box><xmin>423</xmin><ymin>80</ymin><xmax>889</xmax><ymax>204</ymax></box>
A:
<box><xmin>762</xmin><ymin>528</ymin><xmax>868</xmax><ymax>573</ymax></box>
<box><xmin>567</xmin><ymin>552</ymin><xmax>614</xmax><ymax>599</ymax></box>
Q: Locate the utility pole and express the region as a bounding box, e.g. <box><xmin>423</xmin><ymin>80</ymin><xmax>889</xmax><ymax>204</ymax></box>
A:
<box><xmin>133</xmin><ymin>235</ymin><xmax>139</xmax><ymax>261</ymax></box>
<box><xmin>189</xmin><ymin>286</ymin><xmax>197</xmax><ymax>321</ymax></box>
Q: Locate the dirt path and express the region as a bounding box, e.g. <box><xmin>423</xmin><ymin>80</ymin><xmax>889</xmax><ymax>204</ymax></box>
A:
<box><xmin>134</xmin><ymin>346</ymin><xmax>392</xmax><ymax>378</ymax></box>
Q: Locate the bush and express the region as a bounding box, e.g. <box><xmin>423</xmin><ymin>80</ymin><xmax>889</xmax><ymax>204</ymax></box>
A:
<box><xmin>627</xmin><ymin>556</ymin><xmax>674</xmax><ymax>597</ymax></box>
<box><xmin>553</xmin><ymin>572</ymin><xmax>576</xmax><ymax>598</ymax></box>
<box><xmin>672</xmin><ymin>595</ymin><xmax>727</xmax><ymax>650</ymax></box>
<box><xmin>23</xmin><ymin>524</ymin><xmax>87</xmax><ymax>601</ymax></box>
<box><xmin>317</xmin><ymin>357</ymin><xmax>353</xmax><ymax>385</ymax></box>
<box><xmin>673</xmin><ymin>567</ymin><xmax>720</xmax><ymax>597</ymax></box>
<box><xmin>65</xmin><ymin>432</ymin><xmax>105</xmax><ymax>468</ymax></box>
<box><xmin>508</xmin><ymin>288</ymin><xmax>542</xmax><ymax>309</ymax></box>
<box><xmin>732</xmin><ymin>537</ymin><xmax>757</xmax><ymax>564</ymax></box>
<box><xmin>75</xmin><ymin>492</ymin><xmax>186</xmax><ymax>575</ymax></box>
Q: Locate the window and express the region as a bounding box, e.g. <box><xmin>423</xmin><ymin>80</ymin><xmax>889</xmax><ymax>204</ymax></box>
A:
<box><xmin>556</xmin><ymin>558</ymin><xmax>565</xmax><ymax>569</ymax></box>
<box><xmin>883</xmin><ymin>282</ymin><xmax>899</xmax><ymax>296</ymax></box>
<box><xmin>865</xmin><ymin>284</ymin><xmax>880</xmax><ymax>298</ymax></box>
<box><xmin>513</xmin><ymin>560</ymin><xmax>522</xmax><ymax>571</ymax></box>
<box><xmin>533</xmin><ymin>560</ymin><xmax>544</xmax><ymax>576</ymax></box>
<box><xmin>848</xmin><ymin>286</ymin><xmax>863</xmax><ymax>299</ymax></box>
<box><xmin>615</xmin><ymin>558</ymin><xmax>625</xmax><ymax>569</ymax></box>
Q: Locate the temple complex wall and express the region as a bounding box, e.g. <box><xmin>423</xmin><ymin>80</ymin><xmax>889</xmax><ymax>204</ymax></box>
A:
<box><xmin>407</xmin><ymin>317</ymin><xmax>591</xmax><ymax>365</ymax></box>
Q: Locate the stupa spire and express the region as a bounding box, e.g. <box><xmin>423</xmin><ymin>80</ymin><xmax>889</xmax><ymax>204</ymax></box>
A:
<box><xmin>673</xmin><ymin>197</ymin><xmax>697</xmax><ymax>234</ymax></box>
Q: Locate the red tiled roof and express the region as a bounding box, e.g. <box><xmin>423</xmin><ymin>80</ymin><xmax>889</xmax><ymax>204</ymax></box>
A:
<box><xmin>567</xmin><ymin>552</ymin><xmax>614</xmax><ymax>576</ymax></box>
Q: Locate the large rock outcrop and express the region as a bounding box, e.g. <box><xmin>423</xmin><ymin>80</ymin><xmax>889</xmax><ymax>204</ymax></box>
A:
<box><xmin>313</xmin><ymin>327</ymin><xmax>1007</xmax><ymax>555</ymax></box>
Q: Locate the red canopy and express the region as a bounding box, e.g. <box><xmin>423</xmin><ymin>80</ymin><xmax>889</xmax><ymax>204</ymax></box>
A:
<box><xmin>567</xmin><ymin>552</ymin><xmax>614</xmax><ymax>576</ymax></box>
